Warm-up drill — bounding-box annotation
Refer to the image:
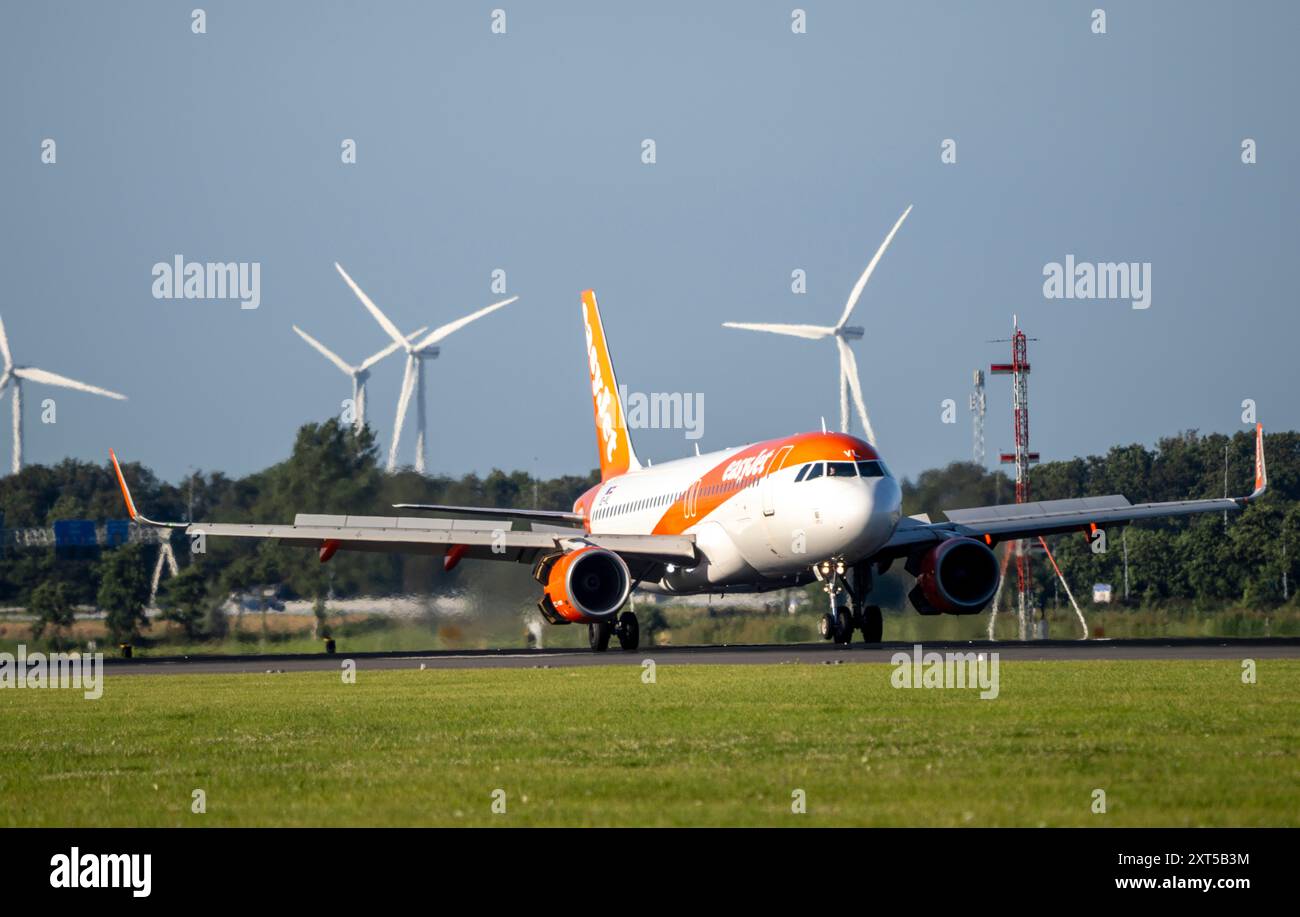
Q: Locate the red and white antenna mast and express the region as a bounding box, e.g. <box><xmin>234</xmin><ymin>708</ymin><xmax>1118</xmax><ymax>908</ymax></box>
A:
<box><xmin>990</xmin><ymin>315</ymin><xmax>1040</xmax><ymax>639</ymax></box>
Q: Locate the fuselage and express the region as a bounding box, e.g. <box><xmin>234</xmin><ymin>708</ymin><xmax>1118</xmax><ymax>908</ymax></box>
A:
<box><xmin>572</xmin><ymin>431</ymin><xmax>903</xmax><ymax>594</ymax></box>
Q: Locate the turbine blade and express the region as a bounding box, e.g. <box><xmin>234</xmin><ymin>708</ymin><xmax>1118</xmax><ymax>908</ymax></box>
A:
<box><xmin>415</xmin><ymin>297</ymin><xmax>518</xmax><ymax>350</ymax></box>
<box><xmin>721</xmin><ymin>322</ymin><xmax>835</xmax><ymax>341</ymax></box>
<box><xmin>13</xmin><ymin>367</ymin><xmax>126</xmax><ymax>400</ymax></box>
<box><xmin>837</xmin><ymin>337</ymin><xmax>876</xmax><ymax>445</ymax></box>
<box><xmin>335</xmin><ymin>262</ymin><xmax>408</xmax><ymax>348</ymax></box>
<box><xmin>836</xmin><ymin>204</ymin><xmax>913</xmax><ymax>329</ymax></box>
<box><xmin>358</xmin><ymin>326</ymin><xmax>427</xmax><ymax>371</ymax></box>
<box><xmin>0</xmin><ymin>314</ymin><xmax>11</xmax><ymax>372</ymax></box>
<box><xmin>292</xmin><ymin>326</ymin><xmax>354</xmax><ymax>375</ymax></box>
<box><xmin>388</xmin><ymin>356</ymin><xmax>417</xmax><ymax>470</ymax></box>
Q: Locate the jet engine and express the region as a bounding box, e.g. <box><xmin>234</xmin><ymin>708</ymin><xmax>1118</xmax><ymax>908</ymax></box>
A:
<box><xmin>906</xmin><ymin>536</ymin><xmax>1000</xmax><ymax>615</ymax></box>
<box><xmin>534</xmin><ymin>546</ymin><xmax>631</xmax><ymax>624</ymax></box>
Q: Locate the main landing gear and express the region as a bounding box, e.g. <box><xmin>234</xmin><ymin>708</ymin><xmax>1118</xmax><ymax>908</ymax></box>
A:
<box><xmin>589</xmin><ymin>610</ymin><xmax>640</xmax><ymax>652</ymax></box>
<box><xmin>815</xmin><ymin>559</ymin><xmax>884</xmax><ymax>645</ymax></box>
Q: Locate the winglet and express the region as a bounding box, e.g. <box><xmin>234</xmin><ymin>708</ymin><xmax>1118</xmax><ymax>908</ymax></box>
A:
<box><xmin>108</xmin><ymin>449</ymin><xmax>187</xmax><ymax>528</ymax></box>
<box><xmin>108</xmin><ymin>448</ymin><xmax>140</xmax><ymax>522</ymax></box>
<box><xmin>1248</xmin><ymin>423</ymin><xmax>1267</xmax><ymax>501</ymax></box>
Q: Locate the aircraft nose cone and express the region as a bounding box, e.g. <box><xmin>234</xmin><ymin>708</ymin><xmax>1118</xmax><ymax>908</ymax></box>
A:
<box><xmin>875</xmin><ymin>476</ymin><xmax>902</xmax><ymax>524</ymax></box>
<box><xmin>856</xmin><ymin>476</ymin><xmax>902</xmax><ymax>550</ymax></box>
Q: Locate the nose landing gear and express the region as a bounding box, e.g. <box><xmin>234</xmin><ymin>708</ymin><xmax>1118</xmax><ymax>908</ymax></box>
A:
<box><xmin>815</xmin><ymin>559</ymin><xmax>884</xmax><ymax>644</ymax></box>
<box><xmin>818</xmin><ymin>605</ymin><xmax>854</xmax><ymax>644</ymax></box>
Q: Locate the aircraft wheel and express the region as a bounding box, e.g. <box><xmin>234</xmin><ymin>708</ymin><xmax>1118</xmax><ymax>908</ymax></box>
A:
<box><xmin>835</xmin><ymin>606</ymin><xmax>853</xmax><ymax>644</ymax></box>
<box><xmin>616</xmin><ymin>611</ymin><xmax>639</xmax><ymax>651</ymax></box>
<box><xmin>588</xmin><ymin>620</ymin><xmax>612</xmax><ymax>652</ymax></box>
<box><xmin>860</xmin><ymin>605</ymin><xmax>883</xmax><ymax>644</ymax></box>
<box><xmin>819</xmin><ymin>613</ymin><xmax>835</xmax><ymax>641</ymax></box>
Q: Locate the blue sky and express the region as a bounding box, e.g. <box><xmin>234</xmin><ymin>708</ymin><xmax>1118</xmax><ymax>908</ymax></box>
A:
<box><xmin>2</xmin><ymin>1</ymin><xmax>1295</xmax><ymax>486</ymax></box>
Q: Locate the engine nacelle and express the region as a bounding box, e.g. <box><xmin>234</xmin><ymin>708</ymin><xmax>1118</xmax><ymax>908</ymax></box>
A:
<box><xmin>534</xmin><ymin>546</ymin><xmax>631</xmax><ymax>624</ymax></box>
<box><xmin>906</xmin><ymin>537</ymin><xmax>999</xmax><ymax>616</ymax></box>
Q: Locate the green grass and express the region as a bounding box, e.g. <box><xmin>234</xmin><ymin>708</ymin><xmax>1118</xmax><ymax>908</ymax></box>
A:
<box><xmin>2</xmin><ymin>659</ymin><xmax>1297</xmax><ymax>826</ymax></box>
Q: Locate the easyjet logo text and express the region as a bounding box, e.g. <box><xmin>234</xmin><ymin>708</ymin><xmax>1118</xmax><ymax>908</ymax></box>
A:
<box><xmin>721</xmin><ymin>449</ymin><xmax>773</xmax><ymax>483</ymax></box>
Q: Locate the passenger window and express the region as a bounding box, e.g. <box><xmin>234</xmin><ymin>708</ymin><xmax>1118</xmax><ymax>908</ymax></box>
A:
<box><xmin>826</xmin><ymin>462</ymin><xmax>856</xmax><ymax>478</ymax></box>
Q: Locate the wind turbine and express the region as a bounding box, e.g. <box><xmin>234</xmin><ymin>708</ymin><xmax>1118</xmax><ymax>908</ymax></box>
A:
<box><xmin>0</xmin><ymin>314</ymin><xmax>127</xmax><ymax>475</ymax></box>
<box><xmin>291</xmin><ymin>324</ymin><xmax>427</xmax><ymax>433</ymax></box>
<box><xmin>333</xmin><ymin>263</ymin><xmax>518</xmax><ymax>473</ymax></box>
<box><xmin>722</xmin><ymin>205</ymin><xmax>912</xmax><ymax>445</ymax></box>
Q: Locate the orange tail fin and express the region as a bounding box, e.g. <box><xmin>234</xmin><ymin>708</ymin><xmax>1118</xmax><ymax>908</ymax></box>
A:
<box><xmin>580</xmin><ymin>290</ymin><xmax>640</xmax><ymax>481</ymax></box>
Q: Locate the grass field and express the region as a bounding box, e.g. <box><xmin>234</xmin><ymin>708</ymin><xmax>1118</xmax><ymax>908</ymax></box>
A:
<box><xmin>2</xmin><ymin>659</ymin><xmax>1297</xmax><ymax>826</ymax></box>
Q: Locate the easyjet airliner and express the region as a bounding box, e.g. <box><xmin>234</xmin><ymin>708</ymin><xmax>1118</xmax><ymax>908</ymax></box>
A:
<box><xmin>110</xmin><ymin>290</ymin><xmax>1268</xmax><ymax>651</ymax></box>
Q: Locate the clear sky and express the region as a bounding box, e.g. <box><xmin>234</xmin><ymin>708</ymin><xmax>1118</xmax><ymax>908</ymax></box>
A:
<box><xmin>2</xmin><ymin>1</ymin><xmax>1295</xmax><ymax>486</ymax></box>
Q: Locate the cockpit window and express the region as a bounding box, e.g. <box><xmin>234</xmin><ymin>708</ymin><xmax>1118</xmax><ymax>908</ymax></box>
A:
<box><xmin>803</xmin><ymin>462</ymin><xmax>823</xmax><ymax>481</ymax></box>
<box><xmin>794</xmin><ymin>464</ymin><xmax>810</xmax><ymax>483</ymax></box>
<box><xmin>826</xmin><ymin>461</ymin><xmax>857</xmax><ymax>478</ymax></box>
<box><xmin>856</xmin><ymin>460</ymin><xmax>884</xmax><ymax>477</ymax></box>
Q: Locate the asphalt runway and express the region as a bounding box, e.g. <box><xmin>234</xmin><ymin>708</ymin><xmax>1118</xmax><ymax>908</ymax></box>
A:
<box><xmin>101</xmin><ymin>637</ymin><xmax>1300</xmax><ymax>676</ymax></box>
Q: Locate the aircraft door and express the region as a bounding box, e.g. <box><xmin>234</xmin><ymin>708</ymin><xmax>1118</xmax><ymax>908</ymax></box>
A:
<box><xmin>761</xmin><ymin>445</ymin><xmax>794</xmax><ymax>517</ymax></box>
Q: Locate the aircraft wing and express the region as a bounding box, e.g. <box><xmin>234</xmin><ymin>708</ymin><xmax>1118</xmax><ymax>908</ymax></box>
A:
<box><xmin>198</xmin><ymin>514</ymin><xmax>695</xmax><ymax>567</ymax></box>
<box><xmin>108</xmin><ymin>451</ymin><xmax>695</xmax><ymax>574</ymax></box>
<box><xmin>877</xmin><ymin>423</ymin><xmax>1268</xmax><ymax>558</ymax></box>
<box><xmin>392</xmin><ymin>503</ymin><xmax>585</xmax><ymax>525</ymax></box>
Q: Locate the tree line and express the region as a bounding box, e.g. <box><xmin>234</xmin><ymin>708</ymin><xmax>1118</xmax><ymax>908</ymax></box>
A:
<box><xmin>1</xmin><ymin>420</ymin><xmax>1295</xmax><ymax>644</ymax></box>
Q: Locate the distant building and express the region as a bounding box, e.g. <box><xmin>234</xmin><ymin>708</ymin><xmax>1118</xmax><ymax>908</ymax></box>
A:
<box><xmin>1092</xmin><ymin>583</ymin><xmax>1113</xmax><ymax>604</ymax></box>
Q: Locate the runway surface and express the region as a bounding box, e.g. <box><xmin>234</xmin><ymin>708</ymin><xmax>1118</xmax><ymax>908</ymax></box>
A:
<box><xmin>101</xmin><ymin>637</ymin><xmax>1300</xmax><ymax>676</ymax></box>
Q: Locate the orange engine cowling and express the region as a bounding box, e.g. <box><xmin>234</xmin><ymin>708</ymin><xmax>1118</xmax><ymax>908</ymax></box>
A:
<box><xmin>905</xmin><ymin>536</ymin><xmax>1000</xmax><ymax>616</ymax></box>
<box><xmin>533</xmin><ymin>546</ymin><xmax>631</xmax><ymax>624</ymax></box>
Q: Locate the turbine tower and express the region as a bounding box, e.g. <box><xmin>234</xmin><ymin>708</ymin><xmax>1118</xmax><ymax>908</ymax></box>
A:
<box><xmin>292</xmin><ymin>323</ymin><xmax>427</xmax><ymax>433</ymax></box>
<box><xmin>721</xmin><ymin>205</ymin><xmax>911</xmax><ymax>445</ymax></box>
<box><xmin>0</xmin><ymin>314</ymin><xmax>127</xmax><ymax>475</ymax></box>
<box><xmin>334</xmin><ymin>263</ymin><xmax>518</xmax><ymax>473</ymax></box>
<box><xmin>969</xmin><ymin>369</ymin><xmax>986</xmax><ymax>466</ymax></box>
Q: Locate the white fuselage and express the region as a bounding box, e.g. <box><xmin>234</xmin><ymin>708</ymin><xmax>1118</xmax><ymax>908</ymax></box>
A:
<box><xmin>583</xmin><ymin>433</ymin><xmax>903</xmax><ymax>595</ymax></box>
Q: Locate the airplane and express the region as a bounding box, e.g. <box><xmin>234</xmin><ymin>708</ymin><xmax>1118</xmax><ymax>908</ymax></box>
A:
<box><xmin>109</xmin><ymin>289</ymin><xmax>1269</xmax><ymax>652</ymax></box>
